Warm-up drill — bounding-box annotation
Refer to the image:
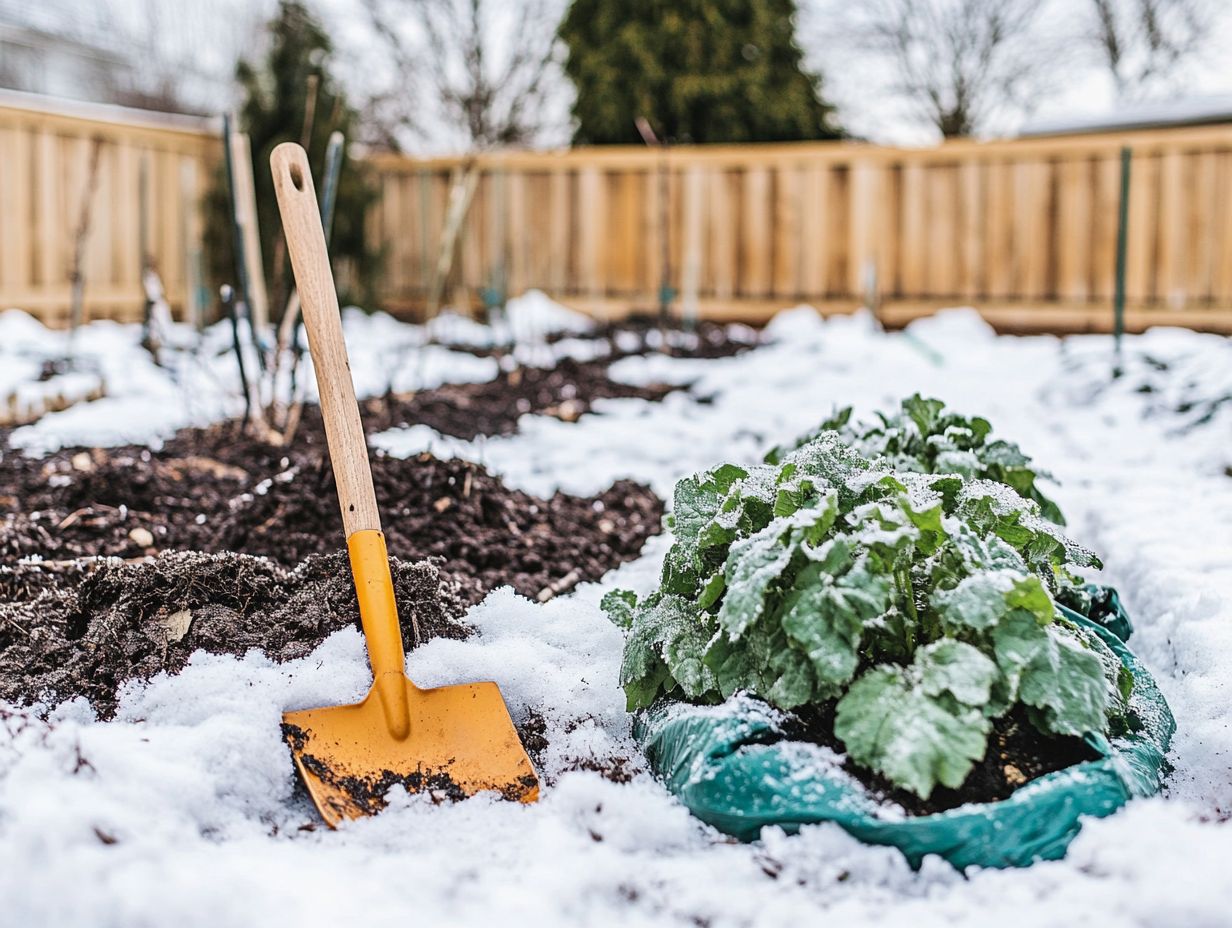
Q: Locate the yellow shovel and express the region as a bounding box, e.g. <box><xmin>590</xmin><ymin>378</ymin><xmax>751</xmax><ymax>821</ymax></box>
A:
<box><xmin>271</xmin><ymin>142</ymin><xmax>539</xmax><ymax>827</ymax></box>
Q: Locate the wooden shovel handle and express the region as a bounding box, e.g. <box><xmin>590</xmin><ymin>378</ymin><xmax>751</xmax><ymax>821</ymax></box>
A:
<box><xmin>271</xmin><ymin>142</ymin><xmax>380</xmax><ymax>537</ymax></box>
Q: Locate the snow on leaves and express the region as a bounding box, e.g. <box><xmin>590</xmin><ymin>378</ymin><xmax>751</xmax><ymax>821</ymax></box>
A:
<box><xmin>606</xmin><ymin>399</ymin><xmax>1128</xmax><ymax>799</ymax></box>
<box><xmin>766</xmin><ymin>393</ymin><xmax>1068</xmax><ymax>525</ymax></box>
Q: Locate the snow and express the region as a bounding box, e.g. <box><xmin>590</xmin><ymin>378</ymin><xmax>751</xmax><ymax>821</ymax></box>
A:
<box><xmin>2</xmin><ymin>298</ymin><xmax>1231</xmax><ymax>926</ymax></box>
<box><xmin>0</xmin><ymin>307</ymin><xmax>501</xmax><ymax>454</ymax></box>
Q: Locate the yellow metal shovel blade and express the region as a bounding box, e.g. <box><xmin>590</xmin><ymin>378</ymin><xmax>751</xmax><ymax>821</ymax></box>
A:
<box><xmin>283</xmin><ymin>676</ymin><xmax>539</xmax><ymax>828</ymax></box>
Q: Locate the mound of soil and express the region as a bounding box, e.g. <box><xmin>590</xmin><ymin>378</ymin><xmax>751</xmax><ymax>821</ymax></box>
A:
<box><xmin>788</xmin><ymin>702</ymin><xmax>1100</xmax><ymax>815</ymax></box>
<box><xmin>1</xmin><ymin>429</ymin><xmax>662</xmax><ymax>607</ymax></box>
<box><xmin>360</xmin><ymin>357</ymin><xmax>677</xmax><ymax>441</ymax></box>
<box><xmin>0</xmin><ymin>550</ymin><xmax>473</xmax><ymax>716</ymax></box>
<box><xmin>0</xmin><ymin>351</ymin><xmax>669</xmax><ymax>720</ymax></box>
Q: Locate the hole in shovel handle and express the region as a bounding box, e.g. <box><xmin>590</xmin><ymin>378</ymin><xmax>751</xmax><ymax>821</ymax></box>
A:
<box><xmin>290</xmin><ymin>162</ymin><xmax>304</xmax><ymax>191</ymax></box>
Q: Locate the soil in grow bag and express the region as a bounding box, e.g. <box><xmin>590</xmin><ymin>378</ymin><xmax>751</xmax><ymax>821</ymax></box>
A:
<box><xmin>784</xmin><ymin>702</ymin><xmax>1100</xmax><ymax>816</ymax></box>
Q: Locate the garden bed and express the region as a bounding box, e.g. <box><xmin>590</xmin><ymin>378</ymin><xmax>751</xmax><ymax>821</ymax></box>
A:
<box><xmin>0</xmin><ymin>395</ymin><xmax>665</xmax><ymax>715</ymax></box>
<box><xmin>0</xmin><ymin>304</ymin><xmax>1226</xmax><ymax>926</ymax></box>
<box><xmin>1</xmin><ymin>409</ymin><xmax>663</xmax><ymax>597</ymax></box>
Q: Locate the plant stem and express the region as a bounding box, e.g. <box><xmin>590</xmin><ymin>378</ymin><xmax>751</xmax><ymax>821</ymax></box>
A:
<box><xmin>898</xmin><ymin>568</ymin><xmax>918</xmax><ymax>652</ymax></box>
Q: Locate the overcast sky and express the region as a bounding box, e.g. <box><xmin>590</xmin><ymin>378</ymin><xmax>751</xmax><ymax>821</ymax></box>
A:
<box><xmin>11</xmin><ymin>0</ymin><xmax>1232</xmax><ymax>151</ymax></box>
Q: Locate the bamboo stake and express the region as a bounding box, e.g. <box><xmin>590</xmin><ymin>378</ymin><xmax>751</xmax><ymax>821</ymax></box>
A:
<box><xmin>67</xmin><ymin>135</ymin><xmax>104</xmax><ymax>344</ymax></box>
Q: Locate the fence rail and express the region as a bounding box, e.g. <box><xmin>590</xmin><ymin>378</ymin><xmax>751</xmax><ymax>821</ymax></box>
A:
<box><xmin>3</xmin><ymin>89</ymin><xmax>1232</xmax><ymax>333</ymax></box>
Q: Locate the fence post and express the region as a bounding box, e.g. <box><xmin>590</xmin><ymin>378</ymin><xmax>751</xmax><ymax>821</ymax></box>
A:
<box><xmin>1113</xmin><ymin>146</ymin><xmax>1132</xmax><ymax>363</ymax></box>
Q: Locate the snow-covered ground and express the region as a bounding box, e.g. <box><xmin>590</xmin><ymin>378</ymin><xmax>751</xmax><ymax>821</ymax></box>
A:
<box><xmin>0</xmin><ymin>290</ymin><xmax>598</xmax><ymax>455</ymax></box>
<box><xmin>1</xmin><ymin>299</ymin><xmax>1230</xmax><ymax>927</ymax></box>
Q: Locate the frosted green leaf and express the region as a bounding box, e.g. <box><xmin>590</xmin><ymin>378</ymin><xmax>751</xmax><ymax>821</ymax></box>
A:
<box><xmin>903</xmin><ymin>394</ymin><xmax>947</xmax><ymax>437</ymax></box>
<box><xmin>703</xmin><ymin>634</ymin><xmax>764</xmax><ymax>699</ymax></box>
<box><xmin>696</xmin><ymin>571</ymin><xmax>726</xmax><ymax>610</ymax></box>
<box><xmin>781</xmin><ymin>560</ymin><xmax>887</xmax><ymax>687</ymax></box>
<box><xmin>766</xmin><ymin>644</ymin><xmax>816</xmax><ymax>708</ymax></box>
<box><xmin>619</xmin><ymin>594</ymin><xmax>717</xmax><ymax>708</ymax></box>
<box><xmin>835</xmin><ymin>664</ymin><xmax>992</xmax><ymax>799</ymax></box>
<box><xmin>716</xmin><ymin>520</ymin><xmax>799</xmax><ymax>638</ymax></box>
<box><xmin>671</xmin><ymin>462</ymin><xmax>748</xmax><ymax>550</ymax></box>
<box><xmin>936</xmin><ymin>570</ymin><xmax>1052</xmax><ymax>631</ymax></box>
<box><xmin>1017</xmin><ymin>627</ymin><xmax>1108</xmax><ymax>737</ymax></box>
<box><xmin>916</xmin><ymin>640</ymin><xmax>999</xmax><ymax>706</ymax></box>
<box><xmin>1004</xmin><ymin>574</ymin><xmax>1055</xmax><ymax>624</ymax></box>
<box><xmin>600</xmin><ymin>589</ymin><xmax>638</xmax><ymax>630</ymax></box>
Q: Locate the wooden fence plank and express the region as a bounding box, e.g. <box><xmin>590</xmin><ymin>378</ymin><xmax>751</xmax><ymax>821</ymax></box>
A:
<box><xmin>958</xmin><ymin>159</ymin><xmax>983</xmax><ymax>299</ymax></box>
<box><xmin>799</xmin><ymin>164</ymin><xmax>829</xmax><ymax>296</ymax></box>
<box><xmin>1157</xmin><ymin>148</ymin><xmax>1187</xmax><ymax>308</ymax></box>
<box><xmin>847</xmin><ymin>159</ymin><xmax>881</xmax><ymax>298</ymax></box>
<box><xmin>1126</xmin><ymin>153</ymin><xmax>1158</xmax><ymax>304</ymax></box>
<box><xmin>741</xmin><ymin>166</ymin><xmax>771</xmax><ymax>297</ymax></box>
<box><xmin>1215</xmin><ymin>153</ymin><xmax>1232</xmax><ymax>303</ymax></box>
<box><xmin>1189</xmin><ymin>150</ymin><xmax>1217</xmax><ymax>303</ymax></box>
<box><xmin>577</xmin><ymin>166</ymin><xmax>605</xmax><ymax>297</ymax></box>
<box><xmin>773</xmin><ymin>165</ymin><xmax>801</xmax><ymax>297</ymax></box>
<box><xmin>900</xmin><ymin>163</ymin><xmax>926</xmax><ymax>297</ymax></box>
<box><xmin>1057</xmin><ymin>157</ymin><xmax>1092</xmax><ymax>302</ymax></box>
<box><xmin>0</xmin><ymin>128</ymin><xmax>32</xmax><ymax>288</ymax></box>
<box><xmin>709</xmin><ymin>169</ymin><xmax>735</xmax><ymax>299</ymax></box>
<box><xmin>985</xmin><ymin>160</ymin><xmax>1013</xmax><ymax>300</ymax></box>
<box><xmin>549</xmin><ymin>168</ymin><xmax>566</xmax><ymax>293</ymax></box>
<box><xmin>34</xmin><ymin>129</ymin><xmax>59</xmax><ymax>288</ymax></box>
<box><xmin>925</xmin><ymin>164</ymin><xmax>957</xmax><ymax>296</ymax></box>
<box><xmin>1014</xmin><ymin>160</ymin><xmax>1051</xmax><ymax>299</ymax></box>
<box><xmin>1091</xmin><ymin>156</ymin><xmax>1120</xmax><ymax>301</ymax></box>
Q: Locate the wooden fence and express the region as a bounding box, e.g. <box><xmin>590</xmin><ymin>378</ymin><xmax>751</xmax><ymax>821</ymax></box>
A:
<box><xmin>0</xmin><ymin>91</ymin><xmax>217</xmax><ymax>326</ymax></box>
<box><xmin>370</xmin><ymin>126</ymin><xmax>1232</xmax><ymax>333</ymax></box>
<box><xmin>3</xmin><ymin>88</ymin><xmax>1232</xmax><ymax>334</ymax></box>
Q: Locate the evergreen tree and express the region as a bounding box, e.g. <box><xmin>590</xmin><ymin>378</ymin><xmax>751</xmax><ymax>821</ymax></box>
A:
<box><xmin>205</xmin><ymin>0</ymin><xmax>379</xmax><ymax>311</ymax></box>
<box><xmin>559</xmin><ymin>0</ymin><xmax>842</xmax><ymax>144</ymax></box>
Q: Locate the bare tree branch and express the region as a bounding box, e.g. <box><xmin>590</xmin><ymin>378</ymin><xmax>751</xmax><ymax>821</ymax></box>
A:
<box><xmin>1084</xmin><ymin>0</ymin><xmax>1215</xmax><ymax>99</ymax></box>
<box><xmin>363</xmin><ymin>0</ymin><xmax>563</xmax><ymax>150</ymax></box>
<box><xmin>846</xmin><ymin>0</ymin><xmax>1047</xmax><ymax>137</ymax></box>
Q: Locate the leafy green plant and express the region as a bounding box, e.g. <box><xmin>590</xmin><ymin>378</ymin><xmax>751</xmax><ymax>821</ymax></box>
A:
<box><xmin>606</xmin><ymin>431</ymin><xmax>1129</xmax><ymax>799</ymax></box>
<box><xmin>765</xmin><ymin>394</ymin><xmax>1067</xmax><ymax>525</ymax></box>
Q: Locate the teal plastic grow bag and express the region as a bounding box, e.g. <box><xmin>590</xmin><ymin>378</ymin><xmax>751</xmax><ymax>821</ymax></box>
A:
<box><xmin>635</xmin><ymin>594</ymin><xmax>1173</xmax><ymax>871</ymax></box>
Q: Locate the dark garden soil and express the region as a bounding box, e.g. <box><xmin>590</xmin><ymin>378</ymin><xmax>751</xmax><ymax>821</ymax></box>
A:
<box><xmin>358</xmin><ymin>357</ymin><xmax>678</xmax><ymax>440</ymax></box>
<box><xmin>0</xmin><ymin>427</ymin><xmax>663</xmax><ymax>712</ymax></box>
<box><xmin>788</xmin><ymin>702</ymin><xmax>1101</xmax><ymax>816</ymax></box>
<box><xmin>441</xmin><ymin>318</ymin><xmax>758</xmax><ymax>362</ymax></box>
<box><xmin>0</xmin><ymin>351</ymin><xmax>669</xmax><ymax>714</ymax></box>
<box><xmin>0</xmin><ymin>550</ymin><xmax>472</xmax><ymax>716</ymax></box>
<box><xmin>544</xmin><ymin>318</ymin><xmax>759</xmax><ymax>361</ymax></box>
<box><xmin>0</xmin><ymin>417</ymin><xmax>663</xmax><ymax>603</ymax></box>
